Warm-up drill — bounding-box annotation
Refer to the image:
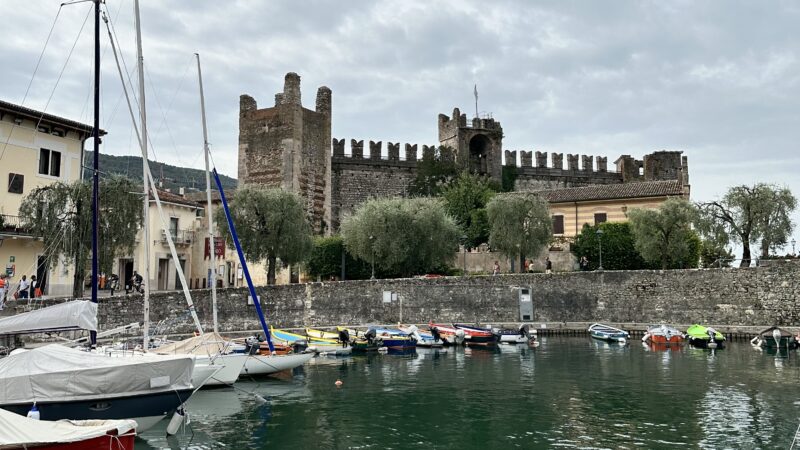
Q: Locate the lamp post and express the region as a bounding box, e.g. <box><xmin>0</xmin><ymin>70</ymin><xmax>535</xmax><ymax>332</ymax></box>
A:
<box><xmin>792</xmin><ymin>238</ymin><xmax>796</xmax><ymax>256</ymax></box>
<box><xmin>461</xmin><ymin>234</ymin><xmax>468</xmax><ymax>275</ymax></box>
<box><xmin>369</xmin><ymin>235</ymin><xmax>375</xmax><ymax>280</ymax></box>
<box><xmin>596</xmin><ymin>228</ymin><xmax>604</xmax><ymax>271</ymax></box>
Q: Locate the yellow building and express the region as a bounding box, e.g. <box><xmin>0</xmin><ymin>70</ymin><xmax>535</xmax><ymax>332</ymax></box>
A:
<box><xmin>0</xmin><ymin>100</ymin><xmax>97</xmax><ymax>296</ymax></box>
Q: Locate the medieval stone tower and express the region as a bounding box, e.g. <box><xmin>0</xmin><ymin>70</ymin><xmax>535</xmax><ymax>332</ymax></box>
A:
<box><xmin>438</xmin><ymin>107</ymin><xmax>504</xmax><ymax>182</ymax></box>
<box><xmin>238</xmin><ymin>73</ymin><xmax>331</xmax><ymax>233</ymax></box>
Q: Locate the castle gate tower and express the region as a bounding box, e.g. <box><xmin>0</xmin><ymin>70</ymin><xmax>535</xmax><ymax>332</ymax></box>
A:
<box><xmin>238</xmin><ymin>72</ymin><xmax>331</xmax><ymax>233</ymax></box>
<box><xmin>437</xmin><ymin>107</ymin><xmax>503</xmax><ymax>182</ymax></box>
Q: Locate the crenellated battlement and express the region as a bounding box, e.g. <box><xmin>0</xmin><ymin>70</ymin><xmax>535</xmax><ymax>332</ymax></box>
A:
<box><xmin>503</xmin><ymin>150</ymin><xmax>610</xmax><ymax>173</ymax></box>
<box><xmin>332</xmin><ymin>138</ymin><xmax>436</xmax><ymax>165</ymax></box>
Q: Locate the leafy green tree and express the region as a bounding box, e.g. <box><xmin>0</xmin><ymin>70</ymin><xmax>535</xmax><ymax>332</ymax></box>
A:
<box><xmin>215</xmin><ymin>186</ymin><xmax>313</xmax><ymax>284</ymax></box>
<box><xmin>407</xmin><ymin>146</ymin><xmax>459</xmax><ymax>196</ymax></box>
<box><xmin>698</xmin><ymin>184</ymin><xmax>796</xmax><ymax>267</ymax></box>
<box><xmin>304</xmin><ymin>235</ymin><xmax>371</xmax><ymax>281</ymax></box>
<box><xmin>501</xmin><ymin>165</ymin><xmax>518</xmax><ymax>192</ymax></box>
<box><xmin>628</xmin><ymin>198</ymin><xmax>699</xmax><ymax>269</ymax></box>
<box><xmin>699</xmin><ymin>238</ymin><xmax>735</xmax><ymax>268</ymax></box>
<box><xmin>341</xmin><ymin>197</ymin><xmax>460</xmax><ymax>277</ymax></box>
<box><xmin>486</xmin><ymin>193</ymin><xmax>553</xmax><ymax>272</ymax></box>
<box><xmin>19</xmin><ymin>176</ymin><xmax>143</xmax><ymax>297</ymax></box>
<box><xmin>441</xmin><ymin>171</ymin><xmax>497</xmax><ymax>248</ymax></box>
<box><xmin>571</xmin><ymin>222</ymin><xmax>653</xmax><ymax>271</ymax></box>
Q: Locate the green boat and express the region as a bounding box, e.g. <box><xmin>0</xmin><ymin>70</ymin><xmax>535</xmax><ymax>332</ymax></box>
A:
<box><xmin>686</xmin><ymin>324</ymin><xmax>725</xmax><ymax>349</ymax></box>
<box><xmin>753</xmin><ymin>326</ymin><xmax>797</xmax><ymax>349</ymax></box>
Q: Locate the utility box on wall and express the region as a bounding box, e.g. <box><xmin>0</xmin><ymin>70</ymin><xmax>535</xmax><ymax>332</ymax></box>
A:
<box><xmin>519</xmin><ymin>287</ymin><xmax>533</xmax><ymax>321</ymax></box>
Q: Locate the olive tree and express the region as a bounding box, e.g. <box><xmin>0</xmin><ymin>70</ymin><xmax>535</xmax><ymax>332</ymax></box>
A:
<box><xmin>441</xmin><ymin>171</ymin><xmax>497</xmax><ymax>248</ymax></box>
<box><xmin>486</xmin><ymin>193</ymin><xmax>553</xmax><ymax>272</ymax></box>
<box><xmin>628</xmin><ymin>198</ymin><xmax>699</xmax><ymax>269</ymax></box>
<box><xmin>341</xmin><ymin>197</ymin><xmax>460</xmax><ymax>277</ymax></box>
<box><xmin>215</xmin><ymin>186</ymin><xmax>313</xmax><ymax>284</ymax></box>
<box><xmin>698</xmin><ymin>184</ymin><xmax>796</xmax><ymax>267</ymax></box>
<box><xmin>18</xmin><ymin>176</ymin><xmax>143</xmax><ymax>297</ymax></box>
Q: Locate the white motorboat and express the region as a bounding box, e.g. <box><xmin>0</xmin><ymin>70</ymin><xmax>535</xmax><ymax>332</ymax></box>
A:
<box><xmin>154</xmin><ymin>332</ymin><xmax>248</xmax><ymax>386</ymax></box>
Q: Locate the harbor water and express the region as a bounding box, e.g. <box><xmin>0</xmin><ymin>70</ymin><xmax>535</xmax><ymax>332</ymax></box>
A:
<box><xmin>136</xmin><ymin>335</ymin><xmax>800</xmax><ymax>449</ymax></box>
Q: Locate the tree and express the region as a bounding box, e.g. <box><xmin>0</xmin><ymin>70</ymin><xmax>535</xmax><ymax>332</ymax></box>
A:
<box><xmin>486</xmin><ymin>193</ymin><xmax>553</xmax><ymax>272</ymax></box>
<box><xmin>215</xmin><ymin>186</ymin><xmax>313</xmax><ymax>284</ymax></box>
<box><xmin>571</xmin><ymin>222</ymin><xmax>653</xmax><ymax>271</ymax></box>
<box><xmin>698</xmin><ymin>184</ymin><xmax>796</xmax><ymax>267</ymax></box>
<box><xmin>407</xmin><ymin>146</ymin><xmax>458</xmax><ymax>196</ymax></box>
<box><xmin>441</xmin><ymin>171</ymin><xmax>497</xmax><ymax>248</ymax></box>
<box><xmin>628</xmin><ymin>198</ymin><xmax>699</xmax><ymax>270</ymax></box>
<box><xmin>18</xmin><ymin>176</ymin><xmax>143</xmax><ymax>297</ymax></box>
<box><xmin>341</xmin><ymin>197</ymin><xmax>460</xmax><ymax>277</ymax></box>
<box><xmin>304</xmin><ymin>235</ymin><xmax>371</xmax><ymax>281</ymax></box>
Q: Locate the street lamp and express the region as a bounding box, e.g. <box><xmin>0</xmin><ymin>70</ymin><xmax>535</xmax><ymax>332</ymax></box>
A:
<box><xmin>792</xmin><ymin>238</ymin><xmax>796</xmax><ymax>256</ymax></box>
<box><xmin>369</xmin><ymin>235</ymin><xmax>375</xmax><ymax>280</ymax></box>
<box><xmin>596</xmin><ymin>228</ymin><xmax>604</xmax><ymax>271</ymax></box>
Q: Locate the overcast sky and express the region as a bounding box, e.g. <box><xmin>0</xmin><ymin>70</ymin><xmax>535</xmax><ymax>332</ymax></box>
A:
<box><xmin>2</xmin><ymin>1</ymin><xmax>798</xmax><ymax>253</ymax></box>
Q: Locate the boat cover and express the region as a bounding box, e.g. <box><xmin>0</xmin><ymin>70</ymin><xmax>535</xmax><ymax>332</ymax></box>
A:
<box><xmin>0</xmin><ymin>301</ymin><xmax>97</xmax><ymax>336</ymax></box>
<box><xmin>154</xmin><ymin>332</ymin><xmax>232</xmax><ymax>356</ymax></box>
<box><xmin>0</xmin><ymin>408</ymin><xmax>136</xmax><ymax>448</ymax></box>
<box><xmin>0</xmin><ymin>344</ymin><xmax>194</xmax><ymax>404</ymax></box>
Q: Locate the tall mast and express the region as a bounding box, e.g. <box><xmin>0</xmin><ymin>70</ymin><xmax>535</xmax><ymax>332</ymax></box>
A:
<box><xmin>195</xmin><ymin>53</ymin><xmax>218</xmax><ymax>334</ymax></box>
<box><xmin>90</xmin><ymin>0</ymin><xmax>100</xmax><ymax>348</ymax></box>
<box><xmin>134</xmin><ymin>0</ymin><xmax>151</xmax><ymax>350</ymax></box>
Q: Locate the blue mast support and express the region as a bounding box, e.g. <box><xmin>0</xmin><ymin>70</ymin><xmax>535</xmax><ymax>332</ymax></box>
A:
<box><xmin>212</xmin><ymin>168</ymin><xmax>275</xmax><ymax>353</ymax></box>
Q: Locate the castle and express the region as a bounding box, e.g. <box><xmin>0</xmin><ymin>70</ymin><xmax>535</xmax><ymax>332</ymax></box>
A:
<box><xmin>238</xmin><ymin>73</ymin><xmax>689</xmax><ymax>235</ymax></box>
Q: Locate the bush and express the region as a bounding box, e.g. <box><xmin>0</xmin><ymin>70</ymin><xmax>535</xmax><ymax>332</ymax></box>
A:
<box><xmin>571</xmin><ymin>222</ymin><xmax>654</xmax><ymax>271</ymax></box>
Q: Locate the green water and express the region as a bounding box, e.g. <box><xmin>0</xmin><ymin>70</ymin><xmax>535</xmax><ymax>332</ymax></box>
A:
<box><xmin>136</xmin><ymin>336</ymin><xmax>800</xmax><ymax>449</ymax></box>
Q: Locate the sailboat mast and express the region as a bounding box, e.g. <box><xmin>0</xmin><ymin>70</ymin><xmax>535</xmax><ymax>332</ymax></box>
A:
<box><xmin>90</xmin><ymin>0</ymin><xmax>100</xmax><ymax>347</ymax></box>
<box><xmin>134</xmin><ymin>0</ymin><xmax>151</xmax><ymax>350</ymax></box>
<box><xmin>195</xmin><ymin>53</ymin><xmax>218</xmax><ymax>334</ymax></box>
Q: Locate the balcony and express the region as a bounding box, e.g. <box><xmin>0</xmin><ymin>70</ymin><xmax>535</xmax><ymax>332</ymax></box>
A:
<box><xmin>0</xmin><ymin>214</ymin><xmax>31</xmax><ymax>237</ymax></box>
<box><xmin>159</xmin><ymin>229</ymin><xmax>195</xmax><ymax>246</ymax></box>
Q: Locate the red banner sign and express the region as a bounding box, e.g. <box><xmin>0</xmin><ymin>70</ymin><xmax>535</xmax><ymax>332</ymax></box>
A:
<box><xmin>204</xmin><ymin>237</ymin><xmax>225</xmax><ymax>259</ymax></box>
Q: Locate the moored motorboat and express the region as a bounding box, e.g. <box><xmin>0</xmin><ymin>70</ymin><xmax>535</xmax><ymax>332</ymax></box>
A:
<box><xmin>453</xmin><ymin>323</ymin><xmax>536</xmax><ymax>345</ymax></box>
<box><xmin>642</xmin><ymin>324</ymin><xmax>685</xmax><ymax>346</ymax></box>
<box><xmin>399</xmin><ymin>325</ymin><xmax>444</xmax><ymax>348</ymax></box>
<box><xmin>588</xmin><ymin>323</ymin><xmax>629</xmax><ymax>344</ymax></box>
<box><xmin>0</xmin><ymin>408</ymin><xmax>136</xmax><ymax>450</ymax></box>
<box><xmin>751</xmin><ymin>326</ymin><xmax>797</xmax><ymax>349</ymax></box>
<box><xmin>686</xmin><ymin>324</ymin><xmax>726</xmax><ymax>349</ymax></box>
<box><xmin>452</xmin><ymin>324</ymin><xmax>498</xmax><ymax>347</ymax></box>
<box><xmin>427</xmin><ymin>323</ymin><xmax>466</xmax><ymax>346</ymax></box>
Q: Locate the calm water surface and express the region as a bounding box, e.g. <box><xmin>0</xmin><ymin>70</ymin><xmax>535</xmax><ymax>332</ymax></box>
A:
<box><xmin>136</xmin><ymin>336</ymin><xmax>800</xmax><ymax>449</ymax></box>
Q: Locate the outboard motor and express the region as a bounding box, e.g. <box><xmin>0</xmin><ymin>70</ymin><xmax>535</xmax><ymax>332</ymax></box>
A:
<box><xmin>244</xmin><ymin>335</ymin><xmax>260</xmax><ymax>355</ymax></box>
<box><xmin>292</xmin><ymin>341</ymin><xmax>308</xmax><ymax>354</ymax></box>
<box><xmin>338</xmin><ymin>329</ymin><xmax>351</xmax><ymax>348</ymax></box>
<box><xmin>364</xmin><ymin>328</ymin><xmax>377</xmax><ymax>345</ymax></box>
<box><xmin>430</xmin><ymin>327</ymin><xmax>442</xmax><ymax>343</ymax></box>
<box><xmin>519</xmin><ymin>324</ymin><xmax>531</xmax><ymax>339</ymax></box>
<box><xmin>454</xmin><ymin>329</ymin><xmax>466</xmax><ymax>345</ymax></box>
<box><xmin>406</xmin><ymin>325</ymin><xmax>422</xmax><ymax>343</ymax></box>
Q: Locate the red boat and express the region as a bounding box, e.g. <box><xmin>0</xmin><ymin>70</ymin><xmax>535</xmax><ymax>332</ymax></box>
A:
<box><xmin>428</xmin><ymin>322</ymin><xmax>465</xmax><ymax>346</ymax></box>
<box><xmin>429</xmin><ymin>322</ymin><xmax>498</xmax><ymax>347</ymax></box>
<box><xmin>0</xmin><ymin>408</ymin><xmax>136</xmax><ymax>450</ymax></box>
<box><xmin>642</xmin><ymin>324</ymin><xmax>685</xmax><ymax>346</ymax></box>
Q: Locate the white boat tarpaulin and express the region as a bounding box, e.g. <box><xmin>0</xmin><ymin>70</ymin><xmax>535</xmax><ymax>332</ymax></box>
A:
<box><xmin>0</xmin><ymin>300</ymin><xmax>98</xmax><ymax>335</ymax></box>
<box><xmin>155</xmin><ymin>332</ymin><xmax>232</xmax><ymax>356</ymax></box>
<box><xmin>0</xmin><ymin>408</ymin><xmax>136</xmax><ymax>449</ymax></box>
<box><xmin>0</xmin><ymin>344</ymin><xmax>194</xmax><ymax>404</ymax></box>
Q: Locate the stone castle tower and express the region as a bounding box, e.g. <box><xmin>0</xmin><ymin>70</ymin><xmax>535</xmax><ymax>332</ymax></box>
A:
<box><xmin>438</xmin><ymin>107</ymin><xmax>504</xmax><ymax>182</ymax></box>
<box><xmin>238</xmin><ymin>73</ymin><xmax>331</xmax><ymax>232</ymax></box>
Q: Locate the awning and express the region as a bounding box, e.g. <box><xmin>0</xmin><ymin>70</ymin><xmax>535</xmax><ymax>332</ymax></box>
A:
<box><xmin>0</xmin><ymin>301</ymin><xmax>97</xmax><ymax>336</ymax></box>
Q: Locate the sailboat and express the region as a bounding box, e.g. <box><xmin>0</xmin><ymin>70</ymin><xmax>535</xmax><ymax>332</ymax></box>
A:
<box><xmin>0</xmin><ymin>1</ymin><xmax>198</xmax><ymax>432</ymax></box>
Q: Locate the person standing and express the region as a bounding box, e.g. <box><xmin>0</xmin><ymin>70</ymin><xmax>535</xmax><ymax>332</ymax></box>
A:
<box><xmin>29</xmin><ymin>275</ymin><xmax>38</xmax><ymax>299</ymax></box>
<box><xmin>579</xmin><ymin>256</ymin><xmax>590</xmax><ymax>271</ymax></box>
<box><xmin>545</xmin><ymin>257</ymin><xmax>553</xmax><ymax>274</ymax></box>
<box><xmin>492</xmin><ymin>261</ymin><xmax>500</xmax><ymax>276</ymax></box>
<box><xmin>0</xmin><ymin>274</ymin><xmax>7</xmax><ymax>310</ymax></box>
<box><xmin>17</xmin><ymin>275</ymin><xmax>30</xmax><ymax>299</ymax></box>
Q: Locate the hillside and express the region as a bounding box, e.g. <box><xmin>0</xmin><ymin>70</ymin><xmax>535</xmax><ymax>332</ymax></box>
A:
<box><xmin>85</xmin><ymin>151</ymin><xmax>237</xmax><ymax>192</ymax></box>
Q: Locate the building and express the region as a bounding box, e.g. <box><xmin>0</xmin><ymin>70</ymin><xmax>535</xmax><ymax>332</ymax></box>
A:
<box><xmin>0</xmin><ymin>100</ymin><xmax>99</xmax><ymax>296</ymax></box>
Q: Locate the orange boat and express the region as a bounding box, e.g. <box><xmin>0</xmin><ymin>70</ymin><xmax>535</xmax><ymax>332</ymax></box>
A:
<box><xmin>642</xmin><ymin>324</ymin><xmax>685</xmax><ymax>346</ymax></box>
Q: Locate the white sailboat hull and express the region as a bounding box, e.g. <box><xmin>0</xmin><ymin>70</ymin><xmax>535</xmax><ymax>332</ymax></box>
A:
<box><xmin>241</xmin><ymin>352</ymin><xmax>314</xmax><ymax>376</ymax></box>
<box><xmin>196</xmin><ymin>354</ymin><xmax>248</xmax><ymax>386</ymax></box>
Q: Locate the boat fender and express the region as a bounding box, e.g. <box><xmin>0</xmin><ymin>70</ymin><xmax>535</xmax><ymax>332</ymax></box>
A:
<box><xmin>26</xmin><ymin>403</ymin><xmax>39</xmax><ymax>420</ymax></box>
<box><xmin>708</xmin><ymin>341</ymin><xmax>718</xmax><ymax>349</ymax></box>
<box><xmin>335</xmin><ymin>379</ymin><xmax>343</xmax><ymax>387</ymax></box>
<box><xmin>641</xmin><ymin>333</ymin><xmax>649</xmax><ymax>343</ymax></box>
<box><xmin>166</xmin><ymin>406</ymin><xmax>186</xmax><ymax>436</ymax></box>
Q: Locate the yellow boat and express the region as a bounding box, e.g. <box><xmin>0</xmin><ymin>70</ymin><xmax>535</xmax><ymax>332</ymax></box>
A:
<box><xmin>305</xmin><ymin>328</ymin><xmax>341</xmax><ymax>341</ymax></box>
<box><xmin>272</xmin><ymin>327</ymin><xmax>338</xmax><ymax>344</ymax></box>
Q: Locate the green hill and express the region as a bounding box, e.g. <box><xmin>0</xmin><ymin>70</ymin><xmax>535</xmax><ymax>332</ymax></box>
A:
<box><xmin>85</xmin><ymin>151</ymin><xmax>237</xmax><ymax>192</ymax></box>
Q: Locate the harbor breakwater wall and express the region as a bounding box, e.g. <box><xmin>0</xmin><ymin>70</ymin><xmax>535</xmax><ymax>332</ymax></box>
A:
<box><xmin>6</xmin><ymin>261</ymin><xmax>799</xmax><ymax>336</ymax></box>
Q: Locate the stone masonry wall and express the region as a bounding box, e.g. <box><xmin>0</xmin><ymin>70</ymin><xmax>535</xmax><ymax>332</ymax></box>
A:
<box><xmin>11</xmin><ymin>261</ymin><xmax>795</xmax><ymax>336</ymax></box>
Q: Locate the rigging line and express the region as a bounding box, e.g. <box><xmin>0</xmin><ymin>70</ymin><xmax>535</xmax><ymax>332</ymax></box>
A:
<box><xmin>143</xmin><ymin>61</ymin><xmax>184</xmax><ymax>165</ymax></box>
<box><xmin>149</xmin><ymin>54</ymin><xmax>194</xmax><ymax>146</ymax></box>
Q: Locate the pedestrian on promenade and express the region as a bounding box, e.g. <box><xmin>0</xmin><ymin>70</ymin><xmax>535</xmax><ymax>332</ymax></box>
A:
<box><xmin>0</xmin><ymin>274</ymin><xmax>7</xmax><ymax>310</ymax></box>
<box><xmin>492</xmin><ymin>261</ymin><xmax>500</xmax><ymax>276</ymax></box>
<box><xmin>579</xmin><ymin>256</ymin><xmax>589</xmax><ymax>271</ymax></box>
<box><xmin>17</xmin><ymin>275</ymin><xmax>29</xmax><ymax>299</ymax></box>
<box><xmin>545</xmin><ymin>257</ymin><xmax>552</xmax><ymax>274</ymax></box>
<box><xmin>30</xmin><ymin>275</ymin><xmax>39</xmax><ymax>299</ymax></box>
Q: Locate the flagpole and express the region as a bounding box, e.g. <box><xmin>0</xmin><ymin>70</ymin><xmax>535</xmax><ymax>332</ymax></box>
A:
<box><xmin>474</xmin><ymin>84</ymin><xmax>478</xmax><ymax>119</ymax></box>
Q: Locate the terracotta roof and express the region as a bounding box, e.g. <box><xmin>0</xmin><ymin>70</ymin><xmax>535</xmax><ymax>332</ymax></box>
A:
<box><xmin>537</xmin><ymin>180</ymin><xmax>685</xmax><ymax>203</ymax></box>
<box><xmin>0</xmin><ymin>99</ymin><xmax>106</xmax><ymax>136</ymax></box>
<box><xmin>149</xmin><ymin>189</ymin><xmax>200</xmax><ymax>207</ymax></box>
<box><xmin>184</xmin><ymin>190</ymin><xmax>235</xmax><ymax>203</ymax></box>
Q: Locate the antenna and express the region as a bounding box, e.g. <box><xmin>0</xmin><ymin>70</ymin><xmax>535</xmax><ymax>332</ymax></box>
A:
<box><xmin>473</xmin><ymin>84</ymin><xmax>479</xmax><ymax>119</ymax></box>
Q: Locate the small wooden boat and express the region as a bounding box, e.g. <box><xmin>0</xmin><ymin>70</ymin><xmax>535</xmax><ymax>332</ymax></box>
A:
<box><xmin>398</xmin><ymin>325</ymin><xmax>444</xmax><ymax>348</ymax></box>
<box><xmin>588</xmin><ymin>323</ymin><xmax>629</xmax><ymax>343</ymax></box>
<box><xmin>428</xmin><ymin>322</ymin><xmax>466</xmax><ymax>346</ymax></box>
<box><xmin>454</xmin><ymin>323</ymin><xmax>536</xmax><ymax>345</ymax></box>
<box><xmin>452</xmin><ymin>324</ymin><xmax>498</xmax><ymax>347</ymax></box>
<box><xmin>306</xmin><ymin>328</ymin><xmax>341</xmax><ymax>340</ymax></box>
<box><xmin>0</xmin><ymin>408</ymin><xmax>136</xmax><ymax>450</ymax></box>
<box><xmin>642</xmin><ymin>324</ymin><xmax>685</xmax><ymax>346</ymax></box>
<box><xmin>751</xmin><ymin>326</ymin><xmax>797</xmax><ymax>349</ymax></box>
<box><xmin>686</xmin><ymin>325</ymin><xmax>726</xmax><ymax>349</ymax></box>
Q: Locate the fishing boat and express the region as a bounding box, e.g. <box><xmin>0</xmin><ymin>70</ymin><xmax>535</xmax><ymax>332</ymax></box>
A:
<box><xmin>454</xmin><ymin>323</ymin><xmax>536</xmax><ymax>345</ymax></box>
<box><xmin>686</xmin><ymin>325</ymin><xmax>726</xmax><ymax>349</ymax></box>
<box><xmin>398</xmin><ymin>325</ymin><xmax>444</xmax><ymax>348</ymax></box>
<box><xmin>0</xmin><ymin>408</ymin><xmax>136</xmax><ymax>450</ymax></box>
<box><xmin>427</xmin><ymin>323</ymin><xmax>466</xmax><ymax>346</ymax></box>
<box><xmin>588</xmin><ymin>323</ymin><xmax>629</xmax><ymax>344</ymax></box>
<box><xmin>452</xmin><ymin>323</ymin><xmax>499</xmax><ymax>347</ymax></box>
<box><xmin>270</xmin><ymin>328</ymin><xmax>351</xmax><ymax>356</ymax></box>
<box><xmin>306</xmin><ymin>328</ymin><xmax>342</xmax><ymax>341</ymax></box>
<box><xmin>642</xmin><ymin>324</ymin><xmax>685</xmax><ymax>346</ymax></box>
<box><xmin>368</xmin><ymin>327</ymin><xmax>417</xmax><ymax>353</ymax></box>
<box><xmin>751</xmin><ymin>326</ymin><xmax>797</xmax><ymax>349</ymax></box>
